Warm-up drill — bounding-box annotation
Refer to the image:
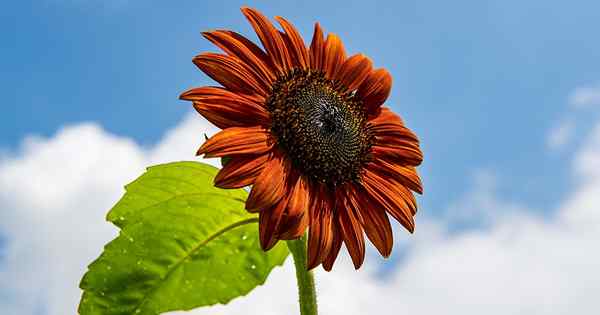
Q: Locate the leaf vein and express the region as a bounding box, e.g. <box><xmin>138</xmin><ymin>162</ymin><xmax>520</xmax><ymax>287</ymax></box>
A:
<box><xmin>131</xmin><ymin>217</ymin><xmax>259</xmax><ymax>314</ymax></box>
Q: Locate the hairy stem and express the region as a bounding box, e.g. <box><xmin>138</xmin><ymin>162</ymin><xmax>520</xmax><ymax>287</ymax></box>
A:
<box><xmin>286</xmin><ymin>235</ymin><xmax>318</xmax><ymax>315</ymax></box>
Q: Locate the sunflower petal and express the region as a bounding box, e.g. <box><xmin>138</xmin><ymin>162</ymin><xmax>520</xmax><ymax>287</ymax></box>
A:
<box><xmin>309</xmin><ymin>22</ymin><xmax>325</xmax><ymax>71</ymax></box>
<box><xmin>367</xmin><ymin>106</ymin><xmax>404</xmax><ymax>125</ymax></box>
<box><xmin>246</xmin><ymin>151</ymin><xmax>290</xmax><ymax>212</ymax></box>
<box><xmin>259</xmin><ymin>196</ymin><xmax>288</xmax><ymax>250</ymax></box>
<box><xmin>278</xmin><ymin>175</ymin><xmax>310</xmax><ymax>239</ymax></box>
<box><xmin>368</xmin><ymin>108</ymin><xmax>418</xmax><ymax>142</ymax></box>
<box><xmin>214</xmin><ymin>154</ymin><xmax>268</xmax><ymax>188</ymax></box>
<box><xmin>369</xmin><ymin>109</ymin><xmax>423</xmax><ymax>166</ymax></box>
<box><xmin>307</xmin><ymin>184</ymin><xmax>334</xmax><ymax>269</ymax></box>
<box><xmin>337</xmin><ymin>185</ymin><xmax>366</xmax><ymax>269</ymax></box>
<box><xmin>368</xmin><ymin>159</ymin><xmax>423</xmax><ymax>194</ymax></box>
<box><xmin>348</xmin><ymin>185</ymin><xmax>393</xmax><ymax>257</ymax></box>
<box><xmin>275</xmin><ymin>16</ymin><xmax>309</xmax><ymax>69</ymax></box>
<box><xmin>362</xmin><ymin>169</ymin><xmax>415</xmax><ymax>233</ymax></box>
<box><xmin>179</xmin><ymin>86</ymin><xmax>269</xmax><ymax>129</ymax></box>
<box><xmin>241</xmin><ymin>7</ymin><xmax>292</xmax><ymax>74</ymax></box>
<box><xmin>371</xmin><ymin>144</ymin><xmax>423</xmax><ymax>167</ymax></box>
<box><xmin>322</xmin><ymin>222</ymin><xmax>343</xmax><ymax>271</ymax></box>
<box><xmin>193</xmin><ymin>53</ymin><xmax>269</xmax><ymax>96</ymax></box>
<box><xmin>278</xmin><ymin>213</ymin><xmax>309</xmax><ymax>240</ymax></box>
<box><xmin>323</xmin><ymin>33</ymin><xmax>346</xmax><ymax>79</ymax></box>
<box><xmin>202</xmin><ymin>30</ymin><xmax>276</xmax><ymax>85</ymax></box>
<box><xmin>197</xmin><ymin>126</ymin><xmax>273</xmax><ymax>158</ymax></box>
<box><xmin>396</xmin><ymin>183</ymin><xmax>418</xmax><ymax>216</ymax></box>
<box><xmin>335</xmin><ymin>54</ymin><xmax>373</xmax><ymax>93</ymax></box>
<box><xmin>357</xmin><ymin>68</ymin><xmax>392</xmax><ymax>115</ymax></box>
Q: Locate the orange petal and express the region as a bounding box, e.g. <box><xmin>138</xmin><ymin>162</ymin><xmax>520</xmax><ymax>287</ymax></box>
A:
<box><xmin>357</xmin><ymin>68</ymin><xmax>392</xmax><ymax>115</ymax></box>
<box><xmin>335</xmin><ymin>54</ymin><xmax>373</xmax><ymax>93</ymax></box>
<box><xmin>202</xmin><ymin>30</ymin><xmax>276</xmax><ymax>85</ymax></box>
<box><xmin>259</xmin><ymin>197</ymin><xmax>288</xmax><ymax>250</ymax></box>
<box><xmin>197</xmin><ymin>126</ymin><xmax>273</xmax><ymax>158</ymax></box>
<box><xmin>368</xmin><ymin>159</ymin><xmax>423</xmax><ymax>194</ymax></box>
<box><xmin>396</xmin><ymin>183</ymin><xmax>418</xmax><ymax>216</ymax></box>
<box><xmin>362</xmin><ymin>169</ymin><xmax>415</xmax><ymax>233</ymax></box>
<box><xmin>322</xmin><ymin>221</ymin><xmax>343</xmax><ymax>271</ymax></box>
<box><xmin>368</xmin><ymin>110</ymin><xmax>423</xmax><ymax>166</ymax></box>
<box><xmin>368</xmin><ymin>108</ymin><xmax>417</xmax><ymax>141</ymax></box>
<box><xmin>309</xmin><ymin>22</ymin><xmax>325</xmax><ymax>72</ymax></box>
<box><xmin>307</xmin><ymin>184</ymin><xmax>334</xmax><ymax>269</ymax></box>
<box><xmin>337</xmin><ymin>185</ymin><xmax>366</xmax><ymax>269</ymax></box>
<box><xmin>348</xmin><ymin>185</ymin><xmax>393</xmax><ymax>257</ymax></box>
<box><xmin>367</xmin><ymin>106</ymin><xmax>403</xmax><ymax>125</ymax></box>
<box><xmin>371</xmin><ymin>144</ymin><xmax>423</xmax><ymax>167</ymax></box>
<box><xmin>278</xmin><ymin>175</ymin><xmax>310</xmax><ymax>239</ymax></box>
<box><xmin>372</xmin><ymin>130</ymin><xmax>420</xmax><ymax>149</ymax></box>
<box><xmin>278</xmin><ymin>211</ymin><xmax>309</xmax><ymax>240</ymax></box>
<box><xmin>275</xmin><ymin>16</ymin><xmax>309</xmax><ymax>69</ymax></box>
<box><xmin>179</xmin><ymin>86</ymin><xmax>269</xmax><ymax>129</ymax></box>
<box><xmin>214</xmin><ymin>154</ymin><xmax>268</xmax><ymax>188</ymax></box>
<box><xmin>241</xmin><ymin>7</ymin><xmax>292</xmax><ymax>74</ymax></box>
<box><xmin>246</xmin><ymin>151</ymin><xmax>290</xmax><ymax>212</ymax></box>
<box><xmin>193</xmin><ymin>53</ymin><xmax>269</xmax><ymax>96</ymax></box>
<box><xmin>323</xmin><ymin>33</ymin><xmax>346</xmax><ymax>79</ymax></box>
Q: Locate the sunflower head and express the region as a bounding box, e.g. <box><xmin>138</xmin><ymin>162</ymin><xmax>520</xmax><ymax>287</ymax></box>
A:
<box><xmin>180</xmin><ymin>7</ymin><xmax>423</xmax><ymax>271</ymax></box>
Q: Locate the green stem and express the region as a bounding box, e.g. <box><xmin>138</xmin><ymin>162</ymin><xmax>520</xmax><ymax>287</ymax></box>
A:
<box><xmin>286</xmin><ymin>235</ymin><xmax>318</xmax><ymax>315</ymax></box>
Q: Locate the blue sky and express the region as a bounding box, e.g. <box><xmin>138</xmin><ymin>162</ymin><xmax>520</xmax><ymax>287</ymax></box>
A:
<box><xmin>4</xmin><ymin>0</ymin><xmax>600</xmax><ymax>214</ymax></box>
<box><xmin>2</xmin><ymin>1</ymin><xmax>600</xmax><ymax>314</ymax></box>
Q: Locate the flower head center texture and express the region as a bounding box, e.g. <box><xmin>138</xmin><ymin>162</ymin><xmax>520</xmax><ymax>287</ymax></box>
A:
<box><xmin>268</xmin><ymin>70</ymin><xmax>373</xmax><ymax>186</ymax></box>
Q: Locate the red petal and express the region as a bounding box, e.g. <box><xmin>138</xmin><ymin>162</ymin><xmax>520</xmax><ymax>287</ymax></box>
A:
<box><xmin>357</xmin><ymin>68</ymin><xmax>392</xmax><ymax>115</ymax></box>
<box><xmin>179</xmin><ymin>86</ymin><xmax>269</xmax><ymax>129</ymax></box>
<box><xmin>278</xmin><ymin>175</ymin><xmax>310</xmax><ymax>239</ymax></box>
<box><xmin>278</xmin><ymin>211</ymin><xmax>309</xmax><ymax>240</ymax></box>
<box><xmin>322</xmin><ymin>221</ymin><xmax>343</xmax><ymax>271</ymax></box>
<box><xmin>348</xmin><ymin>185</ymin><xmax>393</xmax><ymax>257</ymax></box>
<box><xmin>335</xmin><ymin>54</ymin><xmax>373</xmax><ymax>93</ymax></box>
<box><xmin>368</xmin><ymin>109</ymin><xmax>423</xmax><ymax>166</ymax></box>
<box><xmin>323</xmin><ymin>33</ymin><xmax>345</xmax><ymax>79</ymax></box>
<box><xmin>368</xmin><ymin>159</ymin><xmax>423</xmax><ymax>194</ymax></box>
<box><xmin>246</xmin><ymin>151</ymin><xmax>290</xmax><ymax>212</ymax></box>
<box><xmin>275</xmin><ymin>16</ymin><xmax>309</xmax><ymax>69</ymax></box>
<box><xmin>307</xmin><ymin>184</ymin><xmax>334</xmax><ymax>269</ymax></box>
<box><xmin>214</xmin><ymin>154</ymin><xmax>268</xmax><ymax>189</ymax></box>
<box><xmin>371</xmin><ymin>144</ymin><xmax>423</xmax><ymax>167</ymax></box>
<box><xmin>193</xmin><ymin>53</ymin><xmax>269</xmax><ymax>96</ymax></box>
<box><xmin>197</xmin><ymin>126</ymin><xmax>273</xmax><ymax>158</ymax></box>
<box><xmin>259</xmin><ymin>197</ymin><xmax>288</xmax><ymax>250</ymax></box>
<box><xmin>241</xmin><ymin>7</ymin><xmax>292</xmax><ymax>74</ymax></box>
<box><xmin>309</xmin><ymin>22</ymin><xmax>325</xmax><ymax>72</ymax></box>
<box><xmin>202</xmin><ymin>30</ymin><xmax>276</xmax><ymax>85</ymax></box>
<box><xmin>337</xmin><ymin>185</ymin><xmax>366</xmax><ymax>269</ymax></box>
<box><xmin>362</xmin><ymin>169</ymin><xmax>415</xmax><ymax>233</ymax></box>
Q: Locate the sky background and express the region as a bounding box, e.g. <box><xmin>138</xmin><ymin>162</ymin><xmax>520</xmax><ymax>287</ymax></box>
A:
<box><xmin>1</xmin><ymin>1</ymin><xmax>600</xmax><ymax>314</ymax></box>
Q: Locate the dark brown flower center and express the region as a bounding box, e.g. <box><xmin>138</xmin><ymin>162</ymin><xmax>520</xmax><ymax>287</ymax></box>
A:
<box><xmin>267</xmin><ymin>70</ymin><xmax>373</xmax><ymax>186</ymax></box>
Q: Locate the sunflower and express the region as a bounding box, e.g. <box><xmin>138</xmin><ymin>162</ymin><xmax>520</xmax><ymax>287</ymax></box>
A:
<box><xmin>180</xmin><ymin>7</ymin><xmax>423</xmax><ymax>271</ymax></box>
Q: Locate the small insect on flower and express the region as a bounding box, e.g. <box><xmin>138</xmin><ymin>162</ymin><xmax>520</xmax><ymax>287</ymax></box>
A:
<box><xmin>180</xmin><ymin>7</ymin><xmax>423</xmax><ymax>271</ymax></box>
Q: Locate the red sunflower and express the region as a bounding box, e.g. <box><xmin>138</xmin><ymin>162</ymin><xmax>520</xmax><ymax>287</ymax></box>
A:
<box><xmin>180</xmin><ymin>7</ymin><xmax>423</xmax><ymax>271</ymax></box>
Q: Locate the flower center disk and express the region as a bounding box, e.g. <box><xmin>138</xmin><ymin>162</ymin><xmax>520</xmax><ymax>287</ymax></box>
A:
<box><xmin>268</xmin><ymin>70</ymin><xmax>373</xmax><ymax>186</ymax></box>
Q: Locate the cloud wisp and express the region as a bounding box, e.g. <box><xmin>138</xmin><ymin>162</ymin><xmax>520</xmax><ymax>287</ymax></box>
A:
<box><xmin>569</xmin><ymin>83</ymin><xmax>600</xmax><ymax>109</ymax></box>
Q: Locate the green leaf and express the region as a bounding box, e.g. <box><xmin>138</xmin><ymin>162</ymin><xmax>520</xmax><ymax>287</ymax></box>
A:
<box><xmin>79</xmin><ymin>162</ymin><xmax>289</xmax><ymax>315</ymax></box>
<box><xmin>220</xmin><ymin>156</ymin><xmax>232</xmax><ymax>167</ymax></box>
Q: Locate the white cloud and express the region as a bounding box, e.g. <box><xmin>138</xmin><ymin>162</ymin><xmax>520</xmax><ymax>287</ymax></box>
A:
<box><xmin>546</xmin><ymin>83</ymin><xmax>600</xmax><ymax>151</ymax></box>
<box><xmin>569</xmin><ymin>83</ymin><xmax>600</xmax><ymax>108</ymax></box>
<box><xmin>1</xmin><ymin>112</ymin><xmax>600</xmax><ymax>315</ymax></box>
<box><xmin>546</xmin><ymin>119</ymin><xmax>574</xmax><ymax>150</ymax></box>
<box><xmin>0</xmin><ymin>113</ymin><xmax>219</xmax><ymax>315</ymax></box>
